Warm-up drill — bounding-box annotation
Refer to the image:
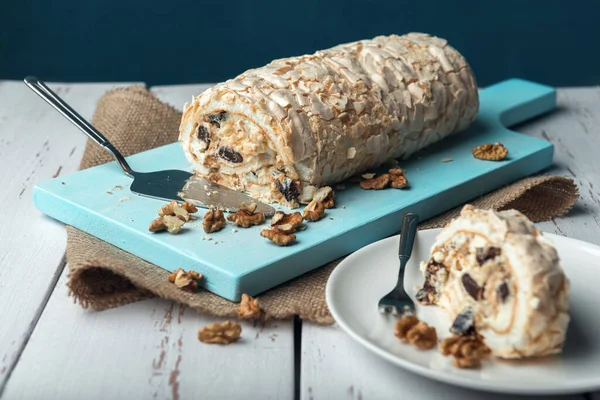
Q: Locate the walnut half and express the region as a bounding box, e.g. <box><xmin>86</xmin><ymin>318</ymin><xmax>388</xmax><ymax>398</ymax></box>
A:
<box><xmin>389</xmin><ymin>168</ymin><xmax>409</xmax><ymax>189</ymax></box>
<box><xmin>472</xmin><ymin>142</ymin><xmax>508</xmax><ymax>161</ymax></box>
<box><xmin>167</xmin><ymin>268</ymin><xmax>203</xmax><ymax>292</ymax></box>
<box><xmin>149</xmin><ymin>215</ymin><xmax>185</xmax><ymax>234</ymax></box>
<box><xmin>271</xmin><ymin>211</ymin><xmax>303</xmax><ymax>234</ymax></box>
<box><xmin>303</xmin><ymin>200</ymin><xmax>325</xmax><ymax>222</ymax></box>
<box><xmin>261</xmin><ymin>229</ymin><xmax>297</xmax><ymax>246</ymax></box>
<box><xmin>439</xmin><ymin>334</ymin><xmax>491</xmax><ymax>368</ymax></box>
<box><xmin>238</xmin><ymin>294</ymin><xmax>262</xmax><ymax>319</ymax></box>
<box><xmin>360</xmin><ymin>174</ymin><xmax>390</xmax><ymax>190</ymax></box>
<box><xmin>394</xmin><ymin>314</ymin><xmax>437</xmax><ymax>350</ymax></box>
<box><xmin>360</xmin><ymin>168</ymin><xmax>409</xmax><ymax>190</ymax></box>
<box><xmin>203</xmin><ymin>208</ymin><xmax>226</xmax><ymax>233</ymax></box>
<box><xmin>159</xmin><ymin>200</ymin><xmax>198</xmax><ymax>222</ymax></box>
<box><xmin>227</xmin><ymin>209</ymin><xmax>265</xmax><ymax>228</ymax></box>
<box><xmin>198</xmin><ymin>321</ymin><xmax>242</xmax><ymax>344</ymax></box>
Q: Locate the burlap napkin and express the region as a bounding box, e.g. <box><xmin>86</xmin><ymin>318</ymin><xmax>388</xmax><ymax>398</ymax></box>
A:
<box><xmin>66</xmin><ymin>85</ymin><xmax>579</xmax><ymax>324</ymax></box>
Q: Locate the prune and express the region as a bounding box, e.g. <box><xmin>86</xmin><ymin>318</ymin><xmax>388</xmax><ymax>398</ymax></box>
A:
<box><xmin>497</xmin><ymin>282</ymin><xmax>509</xmax><ymax>302</ymax></box>
<box><xmin>450</xmin><ymin>309</ymin><xmax>476</xmax><ymax>336</ymax></box>
<box><xmin>476</xmin><ymin>246</ymin><xmax>501</xmax><ymax>266</ymax></box>
<box><xmin>461</xmin><ymin>273</ymin><xmax>482</xmax><ymax>300</ymax></box>
<box><xmin>197</xmin><ymin>125</ymin><xmax>210</xmax><ymax>144</ymax></box>
<box><xmin>275</xmin><ymin>176</ymin><xmax>299</xmax><ymax>201</ymax></box>
<box><xmin>207</xmin><ymin>111</ymin><xmax>227</xmax><ymax>128</ymax></box>
<box><xmin>218</xmin><ymin>147</ymin><xmax>243</xmax><ymax>163</ymax></box>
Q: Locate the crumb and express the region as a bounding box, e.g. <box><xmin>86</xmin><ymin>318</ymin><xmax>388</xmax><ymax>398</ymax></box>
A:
<box><xmin>198</xmin><ymin>321</ymin><xmax>242</xmax><ymax>344</ymax></box>
<box><xmin>341</xmin><ymin>205</ymin><xmax>346</xmax><ymax>209</ymax></box>
<box><xmin>441</xmin><ymin>158</ymin><xmax>453</xmax><ymax>163</ymax></box>
<box><xmin>203</xmin><ymin>235</ymin><xmax>212</xmax><ymax>241</ymax></box>
<box><xmin>106</xmin><ymin>191</ymin><xmax>113</xmax><ymax>195</ymax></box>
<box><xmin>329</xmin><ymin>217</ymin><xmax>334</xmax><ymax>220</ymax></box>
<box><xmin>61</xmin><ymin>182</ymin><xmax>65</xmax><ymax>185</ymax></box>
<box><xmin>232</xmin><ymin>228</ymin><xmax>238</xmax><ymax>233</ymax></box>
<box><xmin>118</xmin><ymin>196</ymin><xmax>130</xmax><ymax>203</ymax></box>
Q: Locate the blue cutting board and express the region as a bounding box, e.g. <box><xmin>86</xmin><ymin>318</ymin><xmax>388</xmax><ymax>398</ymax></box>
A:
<box><xmin>34</xmin><ymin>79</ymin><xmax>555</xmax><ymax>301</ymax></box>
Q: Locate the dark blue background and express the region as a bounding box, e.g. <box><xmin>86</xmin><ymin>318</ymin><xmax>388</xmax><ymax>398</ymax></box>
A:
<box><xmin>1</xmin><ymin>0</ymin><xmax>597</xmax><ymax>87</ymax></box>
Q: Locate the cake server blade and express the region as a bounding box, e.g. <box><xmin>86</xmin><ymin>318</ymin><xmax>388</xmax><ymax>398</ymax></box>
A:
<box><xmin>178</xmin><ymin>175</ymin><xmax>275</xmax><ymax>216</ymax></box>
<box><xmin>24</xmin><ymin>76</ymin><xmax>277</xmax><ymax>217</ymax></box>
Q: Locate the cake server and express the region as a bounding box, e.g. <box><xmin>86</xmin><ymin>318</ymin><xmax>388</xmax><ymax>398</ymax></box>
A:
<box><xmin>24</xmin><ymin>76</ymin><xmax>276</xmax><ymax>216</ymax></box>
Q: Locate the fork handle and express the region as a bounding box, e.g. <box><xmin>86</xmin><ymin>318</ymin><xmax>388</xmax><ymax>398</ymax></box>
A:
<box><xmin>23</xmin><ymin>76</ymin><xmax>135</xmax><ymax>178</ymax></box>
<box><xmin>399</xmin><ymin>213</ymin><xmax>419</xmax><ymax>264</ymax></box>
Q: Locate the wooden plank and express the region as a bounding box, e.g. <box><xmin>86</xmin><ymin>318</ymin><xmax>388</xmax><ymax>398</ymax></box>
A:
<box><xmin>2</xmin><ymin>273</ymin><xmax>294</xmax><ymax>400</ymax></box>
<box><xmin>0</xmin><ymin>81</ymin><xmax>137</xmax><ymax>391</ymax></box>
<box><xmin>517</xmin><ymin>87</ymin><xmax>600</xmax><ymax>245</ymax></box>
<box><xmin>300</xmin><ymin>87</ymin><xmax>599</xmax><ymax>400</ymax></box>
<box><xmin>2</xmin><ymin>83</ymin><xmax>294</xmax><ymax>400</ymax></box>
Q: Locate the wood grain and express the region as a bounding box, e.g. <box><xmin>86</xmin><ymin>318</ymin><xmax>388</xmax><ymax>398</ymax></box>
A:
<box><xmin>518</xmin><ymin>87</ymin><xmax>600</xmax><ymax>245</ymax></box>
<box><xmin>2</xmin><ymin>273</ymin><xmax>294</xmax><ymax>400</ymax></box>
<box><xmin>0</xmin><ymin>81</ymin><xmax>137</xmax><ymax>392</ymax></box>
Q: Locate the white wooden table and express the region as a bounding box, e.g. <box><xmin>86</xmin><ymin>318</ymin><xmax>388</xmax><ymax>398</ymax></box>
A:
<box><xmin>0</xmin><ymin>80</ymin><xmax>599</xmax><ymax>400</ymax></box>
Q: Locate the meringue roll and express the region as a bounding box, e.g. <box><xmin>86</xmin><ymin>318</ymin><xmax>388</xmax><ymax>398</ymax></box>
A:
<box><xmin>178</xmin><ymin>33</ymin><xmax>479</xmax><ymax>208</ymax></box>
<box><xmin>417</xmin><ymin>205</ymin><xmax>570</xmax><ymax>359</ymax></box>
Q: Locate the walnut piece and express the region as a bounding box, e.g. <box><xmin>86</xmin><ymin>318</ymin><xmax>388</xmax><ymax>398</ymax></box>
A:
<box><xmin>395</xmin><ymin>315</ymin><xmax>437</xmax><ymax>350</ymax></box>
<box><xmin>240</xmin><ymin>202</ymin><xmax>258</xmax><ymax>213</ymax></box>
<box><xmin>238</xmin><ymin>293</ymin><xmax>262</xmax><ymax>319</ymax></box>
<box><xmin>389</xmin><ymin>168</ymin><xmax>409</xmax><ymax>189</ymax></box>
<box><xmin>394</xmin><ymin>314</ymin><xmax>419</xmax><ymax>340</ymax></box>
<box><xmin>360</xmin><ymin>174</ymin><xmax>390</xmax><ymax>190</ymax></box>
<box><xmin>150</xmin><ymin>200</ymin><xmax>198</xmax><ymax>233</ymax></box>
<box><xmin>227</xmin><ymin>209</ymin><xmax>265</xmax><ymax>228</ymax></box>
<box><xmin>203</xmin><ymin>208</ymin><xmax>226</xmax><ymax>233</ymax></box>
<box><xmin>303</xmin><ymin>199</ymin><xmax>325</xmax><ymax>222</ymax></box>
<box><xmin>406</xmin><ymin>322</ymin><xmax>437</xmax><ymax>350</ymax></box>
<box><xmin>149</xmin><ymin>217</ymin><xmax>167</xmax><ymax>232</ymax></box>
<box><xmin>198</xmin><ymin>321</ymin><xmax>242</xmax><ymax>344</ymax></box>
<box><xmin>472</xmin><ymin>142</ymin><xmax>508</xmax><ymax>161</ymax></box>
<box><xmin>167</xmin><ymin>268</ymin><xmax>203</xmax><ymax>292</ymax></box>
<box><xmin>322</xmin><ymin>189</ymin><xmax>335</xmax><ymax>208</ymax></box>
<box><xmin>149</xmin><ymin>215</ymin><xmax>185</xmax><ymax>234</ymax></box>
<box><xmin>158</xmin><ymin>200</ymin><xmax>197</xmax><ymax>222</ymax></box>
<box><xmin>261</xmin><ymin>229</ymin><xmax>297</xmax><ymax>246</ymax></box>
<box><xmin>271</xmin><ymin>211</ymin><xmax>303</xmax><ymax>234</ymax></box>
<box><xmin>439</xmin><ymin>334</ymin><xmax>491</xmax><ymax>368</ymax></box>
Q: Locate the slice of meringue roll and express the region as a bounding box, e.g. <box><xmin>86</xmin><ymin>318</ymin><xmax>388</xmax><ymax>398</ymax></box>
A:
<box><xmin>416</xmin><ymin>205</ymin><xmax>570</xmax><ymax>359</ymax></box>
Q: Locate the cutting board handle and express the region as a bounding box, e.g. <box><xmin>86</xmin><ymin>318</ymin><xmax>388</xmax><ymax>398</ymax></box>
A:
<box><xmin>478</xmin><ymin>78</ymin><xmax>556</xmax><ymax>128</ymax></box>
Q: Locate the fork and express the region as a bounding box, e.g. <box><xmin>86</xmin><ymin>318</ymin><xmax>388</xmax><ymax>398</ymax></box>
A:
<box><xmin>377</xmin><ymin>212</ymin><xmax>420</xmax><ymax>316</ymax></box>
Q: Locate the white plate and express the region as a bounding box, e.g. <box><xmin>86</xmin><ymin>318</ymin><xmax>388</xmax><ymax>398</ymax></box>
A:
<box><xmin>326</xmin><ymin>228</ymin><xmax>600</xmax><ymax>395</ymax></box>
